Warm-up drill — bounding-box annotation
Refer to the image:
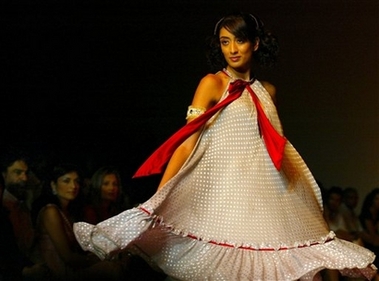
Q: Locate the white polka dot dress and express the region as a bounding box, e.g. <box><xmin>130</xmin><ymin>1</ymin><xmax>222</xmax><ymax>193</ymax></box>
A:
<box><xmin>74</xmin><ymin>80</ymin><xmax>376</xmax><ymax>280</ymax></box>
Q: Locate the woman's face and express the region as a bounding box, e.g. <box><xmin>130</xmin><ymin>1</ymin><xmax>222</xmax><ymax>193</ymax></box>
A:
<box><xmin>52</xmin><ymin>171</ymin><xmax>80</xmax><ymax>203</ymax></box>
<box><xmin>344</xmin><ymin>192</ymin><xmax>358</xmax><ymax>209</ymax></box>
<box><xmin>219</xmin><ymin>27</ymin><xmax>258</xmax><ymax>71</ymax></box>
<box><xmin>101</xmin><ymin>174</ymin><xmax>119</xmax><ymax>202</ymax></box>
<box><xmin>327</xmin><ymin>193</ymin><xmax>342</xmax><ymax>212</ymax></box>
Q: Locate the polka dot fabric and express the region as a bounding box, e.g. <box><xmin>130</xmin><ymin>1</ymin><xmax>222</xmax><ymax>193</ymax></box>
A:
<box><xmin>74</xmin><ymin>80</ymin><xmax>376</xmax><ymax>280</ymax></box>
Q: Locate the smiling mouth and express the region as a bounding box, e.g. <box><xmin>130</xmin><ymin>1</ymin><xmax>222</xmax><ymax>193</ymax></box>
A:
<box><xmin>230</xmin><ymin>57</ymin><xmax>240</xmax><ymax>62</ymax></box>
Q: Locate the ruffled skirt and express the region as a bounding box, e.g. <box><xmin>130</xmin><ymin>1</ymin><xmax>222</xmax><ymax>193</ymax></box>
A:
<box><xmin>74</xmin><ymin>84</ymin><xmax>376</xmax><ymax>280</ymax></box>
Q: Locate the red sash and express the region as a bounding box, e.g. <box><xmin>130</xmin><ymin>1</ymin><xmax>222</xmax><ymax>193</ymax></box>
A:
<box><xmin>133</xmin><ymin>79</ymin><xmax>286</xmax><ymax>178</ymax></box>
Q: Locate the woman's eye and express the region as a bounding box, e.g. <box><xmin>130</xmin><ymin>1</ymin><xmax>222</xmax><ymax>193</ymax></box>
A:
<box><xmin>220</xmin><ymin>40</ymin><xmax>229</xmax><ymax>45</ymax></box>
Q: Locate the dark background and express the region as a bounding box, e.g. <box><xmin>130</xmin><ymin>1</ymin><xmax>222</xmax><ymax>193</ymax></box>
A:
<box><xmin>2</xmin><ymin>0</ymin><xmax>378</xmax><ymax>203</ymax></box>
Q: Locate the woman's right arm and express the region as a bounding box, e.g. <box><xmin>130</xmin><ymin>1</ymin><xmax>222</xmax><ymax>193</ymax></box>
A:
<box><xmin>157</xmin><ymin>74</ymin><xmax>225</xmax><ymax>190</ymax></box>
<box><xmin>41</xmin><ymin>205</ymin><xmax>98</xmax><ymax>268</ymax></box>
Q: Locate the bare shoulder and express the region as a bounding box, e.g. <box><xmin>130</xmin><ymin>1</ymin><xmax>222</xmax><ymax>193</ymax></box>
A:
<box><xmin>198</xmin><ymin>73</ymin><xmax>225</xmax><ymax>92</ymax></box>
<box><xmin>192</xmin><ymin>72</ymin><xmax>228</xmax><ymax>108</ymax></box>
<box><xmin>41</xmin><ymin>204</ymin><xmax>61</xmax><ymax>222</ymax></box>
<box><xmin>260</xmin><ymin>81</ymin><xmax>276</xmax><ymax>102</ymax></box>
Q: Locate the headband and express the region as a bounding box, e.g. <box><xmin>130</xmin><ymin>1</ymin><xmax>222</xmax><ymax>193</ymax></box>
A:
<box><xmin>213</xmin><ymin>14</ymin><xmax>263</xmax><ymax>35</ymax></box>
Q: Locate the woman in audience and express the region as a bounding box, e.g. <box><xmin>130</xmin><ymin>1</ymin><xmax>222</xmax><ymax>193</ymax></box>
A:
<box><xmin>323</xmin><ymin>186</ymin><xmax>355</xmax><ymax>241</ymax></box>
<box><xmin>83</xmin><ymin>166</ymin><xmax>127</xmax><ymax>224</ymax></box>
<box><xmin>32</xmin><ymin>163</ymin><xmax>124</xmax><ymax>281</ymax></box>
<box><xmin>359</xmin><ymin>187</ymin><xmax>379</xmax><ymax>268</ymax></box>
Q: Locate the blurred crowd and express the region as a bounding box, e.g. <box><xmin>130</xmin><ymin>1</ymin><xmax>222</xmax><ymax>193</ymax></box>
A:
<box><xmin>0</xmin><ymin>146</ymin><xmax>166</xmax><ymax>281</ymax></box>
<box><xmin>1</xmin><ymin>145</ymin><xmax>378</xmax><ymax>281</ymax></box>
<box><xmin>320</xmin><ymin>182</ymin><xmax>379</xmax><ymax>280</ymax></box>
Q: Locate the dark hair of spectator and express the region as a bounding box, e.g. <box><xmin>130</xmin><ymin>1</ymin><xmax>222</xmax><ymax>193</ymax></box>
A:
<box><xmin>0</xmin><ymin>146</ymin><xmax>29</xmax><ymax>173</ymax></box>
<box><xmin>359</xmin><ymin>188</ymin><xmax>379</xmax><ymax>228</ymax></box>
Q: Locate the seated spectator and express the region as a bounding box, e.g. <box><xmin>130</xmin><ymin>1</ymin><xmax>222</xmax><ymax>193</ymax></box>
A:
<box><xmin>83</xmin><ymin>166</ymin><xmax>128</xmax><ymax>224</ymax></box>
<box><xmin>31</xmin><ymin>163</ymin><xmax>124</xmax><ymax>280</ymax></box>
<box><xmin>359</xmin><ymin>188</ymin><xmax>379</xmax><ymax>268</ymax></box>
<box><xmin>0</xmin><ymin>148</ymin><xmax>37</xmax><ymax>269</ymax></box>
<box><xmin>0</xmin><ymin>176</ymin><xmax>23</xmax><ymax>281</ymax></box>
<box><xmin>340</xmin><ymin>187</ymin><xmax>364</xmax><ymax>244</ymax></box>
<box><xmin>83</xmin><ymin>166</ymin><xmax>167</xmax><ymax>280</ymax></box>
<box><xmin>323</xmin><ymin>186</ymin><xmax>355</xmax><ymax>241</ymax></box>
<box><xmin>322</xmin><ymin>186</ymin><xmax>359</xmax><ymax>281</ymax></box>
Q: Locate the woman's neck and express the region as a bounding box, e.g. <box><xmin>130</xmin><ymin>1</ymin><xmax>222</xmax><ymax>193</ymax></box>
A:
<box><xmin>225</xmin><ymin>67</ymin><xmax>251</xmax><ymax>81</ymax></box>
<box><xmin>59</xmin><ymin>198</ymin><xmax>69</xmax><ymax>211</ymax></box>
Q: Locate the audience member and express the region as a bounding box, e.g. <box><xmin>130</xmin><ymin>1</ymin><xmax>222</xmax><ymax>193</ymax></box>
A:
<box><xmin>340</xmin><ymin>187</ymin><xmax>364</xmax><ymax>244</ymax></box>
<box><xmin>359</xmin><ymin>188</ymin><xmax>379</xmax><ymax>268</ymax></box>
<box><xmin>0</xmin><ymin>175</ymin><xmax>24</xmax><ymax>280</ymax></box>
<box><xmin>83</xmin><ymin>166</ymin><xmax>128</xmax><ymax>224</ymax></box>
<box><xmin>0</xmin><ymin>148</ymin><xmax>37</xmax><ymax>268</ymax></box>
<box><xmin>323</xmin><ymin>186</ymin><xmax>355</xmax><ymax>241</ymax></box>
<box><xmin>83</xmin><ymin>166</ymin><xmax>167</xmax><ymax>280</ymax></box>
<box><xmin>30</xmin><ymin>163</ymin><xmax>124</xmax><ymax>280</ymax></box>
<box><xmin>322</xmin><ymin>186</ymin><xmax>360</xmax><ymax>281</ymax></box>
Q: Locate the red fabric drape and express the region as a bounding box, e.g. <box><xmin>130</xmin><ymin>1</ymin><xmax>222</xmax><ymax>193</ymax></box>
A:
<box><xmin>133</xmin><ymin>79</ymin><xmax>286</xmax><ymax>178</ymax></box>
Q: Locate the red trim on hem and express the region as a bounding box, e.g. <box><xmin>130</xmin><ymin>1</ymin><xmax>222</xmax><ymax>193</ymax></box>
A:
<box><xmin>139</xmin><ymin>207</ymin><xmax>151</xmax><ymax>215</ymax></box>
<box><xmin>138</xmin><ymin>207</ymin><xmax>333</xmax><ymax>251</ymax></box>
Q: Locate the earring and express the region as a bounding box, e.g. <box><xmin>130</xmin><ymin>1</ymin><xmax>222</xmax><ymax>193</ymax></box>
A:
<box><xmin>52</xmin><ymin>188</ymin><xmax>57</xmax><ymax>195</ymax></box>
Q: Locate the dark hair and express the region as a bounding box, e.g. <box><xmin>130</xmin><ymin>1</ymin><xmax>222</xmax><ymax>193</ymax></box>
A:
<box><xmin>49</xmin><ymin>163</ymin><xmax>82</xmax><ymax>184</ymax></box>
<box><xmin>327</xmin><ymin>186</ymin><xmax>344</xmax><ymax>198</ymax></box>
<box><xmin>86</xmin><ymin>166</ymin><xmax>125</xmax><ymax>216</ymax></box>
<box><xmin>206</xmin><ymin>12</ymin><xmax>279</xmax><ymax>71</ymax></box>
<box><xmin>359</xmin><ymin>188</ymin><xmax>379</xmax><ymax>229</ymax></box>
<box><xmin>343</xmin><ymin>186</ymin><xmax>358</xmax><ymax>197</ymax></box>
<box><xmin>0</xmin><ymin>146</ymin><xmax>29</xmax><ymax>173</ymax></box>
<box><xmin>31</xmin><ymin>163</ymin><xmax>84</xmax><ymax>226</ymax></box>
<box><xmin>360</xmin><ymin>187</ymin><xmax>379</xmax><ymax>218</ymax></box>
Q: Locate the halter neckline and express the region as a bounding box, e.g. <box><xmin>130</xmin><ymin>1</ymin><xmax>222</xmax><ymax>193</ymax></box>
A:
<box><xmin>222</xmin><ymin>68</ymin><xmax>255</xmax><ymax>83</ymax></box>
